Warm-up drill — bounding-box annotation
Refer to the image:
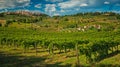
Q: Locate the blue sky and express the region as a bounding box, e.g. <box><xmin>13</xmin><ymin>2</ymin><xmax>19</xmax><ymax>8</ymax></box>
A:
<box><xmin>0</xmin><ymin>0</ymin><xmax>120</xmax><ymax>16</ymax></box>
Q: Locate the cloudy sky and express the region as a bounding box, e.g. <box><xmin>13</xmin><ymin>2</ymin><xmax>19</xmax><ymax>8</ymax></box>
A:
<box><xmin>0</xmin><ymin>0</ymin><xmax>120</xmax><ymax>16</ymax></box>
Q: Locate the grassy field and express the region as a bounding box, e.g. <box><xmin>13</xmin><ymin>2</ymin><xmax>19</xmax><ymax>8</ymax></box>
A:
<box><xmin>0</xmin><ymin>12</ymin><xmax>120</xmax><ymax>67</ymax></box>
<box><xmin>0</xmin><ymin>45</ymin><xmax>120</xmax><ymax>67</ymax></box>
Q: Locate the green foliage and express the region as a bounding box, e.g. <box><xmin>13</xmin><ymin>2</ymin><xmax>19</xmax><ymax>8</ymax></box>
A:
<box><xmin>6</xmin><ymin>20</ymin><xmax>13</xmax><ymax>24</ymax></box>
<box><xmin>66</xmin><ymin>24</ymin><xmax>77</xmax><ymax>28</ymax></box>
<box><xmin>116</xmin><ymin>15</ymin><xmax>120</xmax><ymax>19</ymax></box>
<box><xmin>0</xmin><ymin>13</ymin><xmax>4</xmax><ymax>17</ymax></box>
<box><xmin>102</xmin><ymin>25</ymin><xmax>115</xmax><ymax>31</ymax></box>
<box><xmin>64</xmin><ymin>18</ymin><xmax>69</xmax><ymax>21</ymax></box>
<box><xmin>0</xmin><ymin>12</ymin><xmax>120</xmax><ymax>65</ymax></box>
<box><xmin>0</xmin><ymin>23</ymin><xmax>2</xmax><ymax>27</ymax></box>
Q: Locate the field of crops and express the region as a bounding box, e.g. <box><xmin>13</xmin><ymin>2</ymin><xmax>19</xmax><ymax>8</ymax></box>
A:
<box><xmin>0</xmin><ymin>26</ymin><xmax>120</xmax><ymax>67</ymax></box>
<box><xmin>0</xmin><ymin>12</ymin><xmax>120</xmax><ymax>67</ymax></box>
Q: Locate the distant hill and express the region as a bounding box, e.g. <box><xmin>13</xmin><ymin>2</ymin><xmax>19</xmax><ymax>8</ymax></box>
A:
<box><xmin>0</xmin><ymin>11</ymin><xmax>120</xmax><ymax>32</ymax></box>
<box><xmin>0</xmin><ymin>10</ymin><xmax>48</xmax><ymax>17</ymax></box>
<box><xmin>0</xmin><ymin>11</ymin><xmax>49</xmax><ymax>24</ymax></box>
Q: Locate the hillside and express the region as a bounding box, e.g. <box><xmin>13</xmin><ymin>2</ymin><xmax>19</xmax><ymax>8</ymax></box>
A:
<box><xmin>0</xmin><ymin>12</ymin><xmax>120</xmax><ymax>32</ymax></box>
<box><xmin>0</xmin><ymin>12</ymin><xmax>120</xmax><ymax>67</ymax></box>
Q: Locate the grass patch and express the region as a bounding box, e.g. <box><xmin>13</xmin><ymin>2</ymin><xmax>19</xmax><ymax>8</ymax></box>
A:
<box><xmin>0</xmin><ymin>46</ymin><xmax>120</xmax><ymax>67</ymax></box>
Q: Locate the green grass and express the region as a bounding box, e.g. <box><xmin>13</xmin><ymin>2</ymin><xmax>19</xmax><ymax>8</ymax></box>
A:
<box><xmin>0</xmin><ymin>46</ymin><xmax>120</xmax><ymax>67</ymax></box>
<box><xmin>0</xmin><ymin>12</ymin><xmax>120</xmax><ymax>67</ymax></box>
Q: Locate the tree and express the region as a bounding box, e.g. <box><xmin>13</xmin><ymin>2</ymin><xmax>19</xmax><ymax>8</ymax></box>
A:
<box><xmin>0</xmin><ymin>13</ymin><xmax>4</xmax><ymax>17</ymax></box>
<box><xmin>0</xmin><ymin>23</ymin><xmax>2</xmax><ymax>27</ymax></box>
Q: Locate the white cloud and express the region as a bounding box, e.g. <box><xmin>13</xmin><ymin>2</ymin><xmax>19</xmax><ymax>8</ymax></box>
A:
<box><xmin>104</xmin><ymin>1</ymin><xmax>110</xmax><ymax>4</ymax></box>
<box><xmin>17</xmin><ymin>0</ymin><xmax>29</xmax><ymax>3</ymax></box>
<box><xmin>112</xmin><ymin>10</ymin><xmax>120</xmax><ymax>13</ymax></box>
<box><xmin>45</xmin><ymin>4</ymin><xmax>56</xmax><ymax>13</ymax></box>
<box><xmin>58</xmin><ymin>0</ymin><xmax>112</xmax><ymax>9</ymax></box>
<box><xmin>60</xmin><ymin>9</ymin><xmax>65</xmax><ymax>12</ymax></box>
<box><xmin>46</xmin><ymin>0</ymin><xmax>63</xmax><ymax>2</ymax></box>
<box><xmin>75</xmin><ymin>8</ymin><xmax>80</xmax><ymax>11</ymax></box>
<box><xmin>35</xmin><ymin>4</ymin><xmax>41</xmax><ymax>8</ymax></box>
<box><xmin>0</xmin><ymin>0</ymin><xmax>30</xmax><ymax>9</ymax></box>
<box><xmin>58</xmin><ymin>0</ymin><xmax>81</xmax><ymax>9</ymax></box>
<box><xmin>53</xmin><ymin>13</ymin><xmax>60</xmax><ymax>16</ymax></box>
<box><xmin>58</xmin><ymin>0</ymin><xmax>92</xmax><ymax>9</ymax></box>
<box><xmin>80</xmin><ymin>3</ymin><xmax>88</xmax><ymax>7</ymax></box>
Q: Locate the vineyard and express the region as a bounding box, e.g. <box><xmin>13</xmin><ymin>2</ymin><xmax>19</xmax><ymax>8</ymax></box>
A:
<box><xmin>0</xmin><ymin>12</ymin><xmax>120</xmax><ymax>67</ymax></box>
<box><xmin>0</xmin><ymin>26</ymin><xmax>120</xmax><ymax>67</ymax></box>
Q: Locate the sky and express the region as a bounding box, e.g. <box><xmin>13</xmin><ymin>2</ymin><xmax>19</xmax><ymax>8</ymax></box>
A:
<box><xmin>0</xmin><ymin>0</ymin><xmax>120</xmax><ymax>16</ymax></box>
